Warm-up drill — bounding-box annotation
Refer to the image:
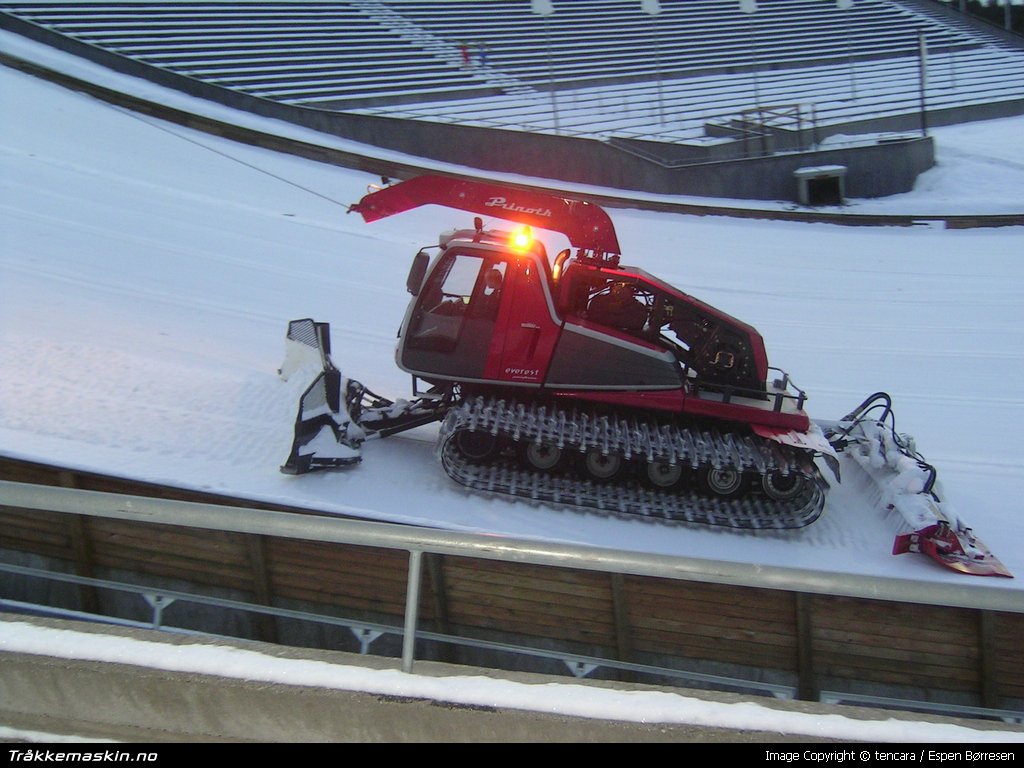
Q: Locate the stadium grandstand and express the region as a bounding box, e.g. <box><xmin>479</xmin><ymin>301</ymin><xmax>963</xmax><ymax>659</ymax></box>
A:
<box><xmin>2</xmin><ymin>0</ymin><xmax>1023</xmax><ymax>200</ymax></box>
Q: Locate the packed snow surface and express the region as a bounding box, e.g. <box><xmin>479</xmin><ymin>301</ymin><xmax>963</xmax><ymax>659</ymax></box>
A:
<box><xmin>2</xmin><ymin>22</ymin><xmax>1024</xmax><ymax>742</ymax></box>
<box><xmin>4</xmin><ymin>46</ymin><xmax>1023</xmax><ymax>589</ymax></box>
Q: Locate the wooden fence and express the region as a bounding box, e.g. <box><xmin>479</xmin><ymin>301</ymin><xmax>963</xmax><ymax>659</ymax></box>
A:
<box><xmin>1</xmin><ymin>458</ymin><xmax>1021</xmax><ymax>715</ymax></box>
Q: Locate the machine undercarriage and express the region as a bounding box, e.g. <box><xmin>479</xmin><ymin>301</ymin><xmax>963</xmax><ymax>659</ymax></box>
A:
<box><xmin>438</xmin><ymin>395</ymin><xmax>827</xmax><ymax>530</ymax></box>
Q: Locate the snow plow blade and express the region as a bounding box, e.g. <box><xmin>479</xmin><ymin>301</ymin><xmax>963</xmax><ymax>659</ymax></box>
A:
<box><xmin>824</xmin><ymin>393</ymin><xmax>1012</xmax><ymax>578</ymax></box>
<box><xmin>279</xmin><ymin>319</ymin><xmax>449</xmax><ymax>475</ymax></box>
<box><xmin>279</xmin><ymin>319</ymin><xmax>363</xmax><ymax>475</ymax></box>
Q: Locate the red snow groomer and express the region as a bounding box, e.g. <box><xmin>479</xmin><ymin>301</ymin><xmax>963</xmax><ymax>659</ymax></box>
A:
<box><xmin>280</xmin><ymin>175</ymin><xmax>1011</xmax><ymax>577</ymax></box>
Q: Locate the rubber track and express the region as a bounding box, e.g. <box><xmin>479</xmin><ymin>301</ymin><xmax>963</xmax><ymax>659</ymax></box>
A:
<box><xmin>437</xmin><ymin>397</ymin><xmax>827</xmax><ymax>530</ymax></box>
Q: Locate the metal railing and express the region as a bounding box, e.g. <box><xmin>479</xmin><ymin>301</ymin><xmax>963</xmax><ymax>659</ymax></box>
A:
<box><xmin>819</xmin><ymin>690</ymin><xmax>1024</xmax><ymax>725</ymax></box>
<box><xmin>3</xmin><ymin>481</ymin><xmax>1020</xmax><ymax>613</ymax></box>
<box><xmin>0</xmin><ymin>562</ymin><xmax>796</xmax><ymax>698</ymax></box>
<box><xmin>1</xmin><ymin>479</ymin><xmax>1022</xmax><ymax>714</ymax></box>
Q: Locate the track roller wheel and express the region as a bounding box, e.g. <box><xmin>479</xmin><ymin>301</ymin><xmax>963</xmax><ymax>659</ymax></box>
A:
<box><xmin>701</xmin><ymin>466</ymin><xmax>748</xmax><ymax>499</ymax></box>
<box><xmin>645</xmin><ymin>459</ymin><xmax>684</xmax><ymax>490</ymax></box>
<box><xmin>760</xmin><ymin>470</ymin><xmax>807</xmax><ymax>501</ymax></box>
<box><xmin>452</xmin><ymin>429</ymin><xmax>501</xmax><ymax>463</ymax></box>
<box><xmin>582</xmin><ymin>449</ymin><xmax>624</xmax><ymax>482</ymax></box>
<box><xmin>521</xmin><ymin>441</ymin><xmax>563</xmax><ymax>471</ymax></box>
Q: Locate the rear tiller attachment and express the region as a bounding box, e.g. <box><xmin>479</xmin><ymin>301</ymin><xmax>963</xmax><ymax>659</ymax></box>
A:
<box><xmin>824</xmin><ymin>393</ymin><xmax>1012</xmax><ymax>578</ymax></box>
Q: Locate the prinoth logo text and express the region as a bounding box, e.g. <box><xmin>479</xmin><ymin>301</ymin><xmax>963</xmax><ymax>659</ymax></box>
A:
<box><xmin>484</xmin><ymin>196</ymin><xmax>553</xmax><ymax>217</ymax></box>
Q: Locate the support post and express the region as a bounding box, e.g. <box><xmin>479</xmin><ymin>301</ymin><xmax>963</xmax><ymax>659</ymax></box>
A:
<box><xmin>795</xmin><ymin>592</ymin><xmax>818</xmax><ymax>701</ymax></box>
<box><xmin>837</xmin><ymin>0</ymin><xmax>858</xmax><ymax>100</ymax></box>
<box><xmin>532</xmin><ymin>0</ymin><xmax>560</xmax><ymax>134</ymax></box>
<box><xmin>610</xmin><ymin>573</ymin><xmax>635</xmax><ymax>683</ymax></box>
<box><xmin>425</xmin><ymin>553</ymin><xmax>456</xmax><ymax>663</ymax></box>
<box><xmin>59</xmin><ymin>471</ymin><xmax>100</xmax><ymax>615</ymax></box>
<box><xmin>978</xmin><ymin>610</ymin><xmax>998</xmax><ymax>709</ymax></box>
<box><xmin>643</xmin><ymin>0</ymin><xmax>665</xmax><ymax>126</ymax></box>
<box><xmin>245</xmin><ymin>534</ymin><xmax>279</xmax><ymax>644</ymax></box>
<box><xmin>918</xmin><ymin>29</ymin><xmax>929</xmax><ymax>137</ymax></box>
<box><xmin>402</xmin><ymin>549</ymin><xmax>424</xmax><ymax>673</ymax></box>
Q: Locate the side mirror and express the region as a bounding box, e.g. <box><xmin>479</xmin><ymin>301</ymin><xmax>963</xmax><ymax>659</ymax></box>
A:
<box><xmin>406</xmin><ymin>250</ymin><xmax>430</xmax><ymax>296</ymax></box>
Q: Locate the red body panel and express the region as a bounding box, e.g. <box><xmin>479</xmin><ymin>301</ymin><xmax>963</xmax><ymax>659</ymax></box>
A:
<box><xmin>680</xmin><ymin>394</ymin><xmax>810</xmax><ymax>432</ymax></box>
<box><xmin>552</xmin><ymin>388</ymin><xmax>687</xmax><ymax>412</ymax></box>
<box><xmin>483</xmin><ymin>258</ymin><xmax>562</xmax><ymax>384</ymax></box>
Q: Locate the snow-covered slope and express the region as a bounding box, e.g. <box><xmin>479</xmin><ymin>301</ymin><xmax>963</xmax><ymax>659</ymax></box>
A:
<box><xmin>1</xmin><ymin>51</ymin><xmax>1023</xmax><ymax>595</ymax></box>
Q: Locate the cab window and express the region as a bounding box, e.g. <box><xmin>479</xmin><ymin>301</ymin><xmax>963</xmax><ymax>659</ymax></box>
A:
<box><xmin>407</xmin><ymin>253</ymin><xmax>505</xmax><ymax>352</ymax></box>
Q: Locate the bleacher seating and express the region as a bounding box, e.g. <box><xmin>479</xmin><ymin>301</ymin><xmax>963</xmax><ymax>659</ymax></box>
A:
<box><xmin>375</xmin><ymin>41</ymin><xmax>1024</xmax><ymax>141</ymax></box>
<box><xmin>2</xmin><ymin>0</ymin><xmax>1022</xmax><ymax>139</ymax></box>
<box><xmin>391</xmin><ymin>0</ymin><xmax>985</xmax><ymax>85</ymax></box>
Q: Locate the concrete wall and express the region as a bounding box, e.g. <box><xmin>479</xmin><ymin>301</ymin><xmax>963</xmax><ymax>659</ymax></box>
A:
<box><xmin>5</xmin><ymin>615</ymin><xmax>1020</xmax><ymax>743</ymax></box>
